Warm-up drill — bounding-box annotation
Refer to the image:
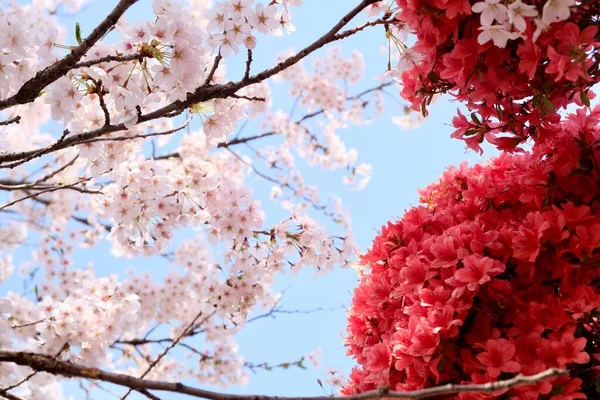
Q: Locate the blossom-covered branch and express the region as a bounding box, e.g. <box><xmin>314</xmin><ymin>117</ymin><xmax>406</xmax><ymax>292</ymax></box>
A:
<box><xmin>0</xmin><ymin>0</ymin><xmax>381</xmax><ymax>167</ymax></box>
<box><xmin>0</xmin><ymin>0</ymin><xmax>139</xmax><ymax>111</ymax></box>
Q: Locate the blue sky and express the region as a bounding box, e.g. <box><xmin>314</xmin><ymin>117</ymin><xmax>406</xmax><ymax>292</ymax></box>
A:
<box><xmin>4</xmin><ymin>1</ymin><xmax>498</xmax><ymax>398</ymax></box>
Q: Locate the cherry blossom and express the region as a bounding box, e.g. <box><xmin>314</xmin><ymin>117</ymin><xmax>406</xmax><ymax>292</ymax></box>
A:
<box><xmin>0</xmin><ymin>0</ymin><xmax>394</xmax><ymax>397</ymax></box>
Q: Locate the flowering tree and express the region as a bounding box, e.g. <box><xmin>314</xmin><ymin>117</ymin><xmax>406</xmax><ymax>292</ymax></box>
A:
<box><xmin>0</xmin><ymin>0</ymin><xmax>398</xmax><ymax>398</ymax></box>
<box><xmin>344</xmin><ymin>0</ymin><xmax>600</xmax><ymax>398</ymax></box>
<box><xmin>0</xmin><ymin>0</ymin><xmax>593</xmax><ymax>399</ymax></box>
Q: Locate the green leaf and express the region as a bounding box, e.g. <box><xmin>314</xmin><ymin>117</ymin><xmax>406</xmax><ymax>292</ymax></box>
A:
<box><xmin>595</xmin><ymin>379</ymin><xmax>600</xmax><ymax>393</ymax></box>
<box><xmin>581</xmin><ymin>91</ymin><xmax>591</xmax><ymax>107</ymax></box>
<box><xmin>75</xmin><ymin>23</ymin><xmax>83</xmax><ymax>45</ymax></box>
<box><xmin>551</xmin><ymin>385</ymin><xmax>565</xmax><ymax>395</ymax></box>
<box><xmin>470</xmin><ymin>113</ymin><xmax>481</xmax><ymax>125</ymax></box>
<box><xmin>541</xmin><ymin>95</ymin><xmax>556</xmax><ymax>113</ymax></box>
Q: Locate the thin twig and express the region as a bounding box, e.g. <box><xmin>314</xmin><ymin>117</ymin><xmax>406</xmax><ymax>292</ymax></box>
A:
<box><xmin>76</xmin><ymin>117</ymin><xmax>192</xmax><ymax>145</ymax></box>
<box><xmin>10</xmin><ymin>319</ymin><xmax>45</xmax><ymax>329</ymax></box>
<box><xmin>0</xmin><ymin>116</ymin><xmax>21</xmax><ymax>126</ymax></box>
<box><xmin>0</xmin><ymin>392</ymin><xmax>28</xmax><ymax>400</ymax></box>
<box><xmin>96</xmin><ymin>82</ymin><xmax>111</xmax><ymax>126</ymax></box>
<box><xmin>244</xmin><ymin>49</ymin><xmax>253</xmax><ymax>81</ymax></box>
<box><xmin>229</xmin><ymin>94</ymin><xmax>265</xmax><ymax>102</ymax></box>
<box><xmin>74</xmin><ymin>53</ymin><xmax>144</xmax><ymax>69</ymax></box>
<box><xmin>204</xmin><ymin>54</ymin><xmax>222</xmax><ymax>86</ymax></box>
<box><xmin>0</xmin><ymin>176</ymin><xmax>97</xmax><ymax>210</ymax></box>
<box><xmin>0</xmin><ymin>156</ymin><xmax>79</xmax><ymax>191</ymax></box>
<box><xmin>120</xmin><ymin>310</ymin><xmax>211</xmax><ymax>399</ymax></box>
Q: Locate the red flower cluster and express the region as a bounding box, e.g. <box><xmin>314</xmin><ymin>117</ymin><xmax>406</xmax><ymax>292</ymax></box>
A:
<box><xmin>393</xmin><ymin>0</ymin><xmax>600</xmax><ymax>152</ymax></box>
<box><xmin>343</xmin><ymin>106</ymin><xmax>600</xmax><ymax>398</ymax></box>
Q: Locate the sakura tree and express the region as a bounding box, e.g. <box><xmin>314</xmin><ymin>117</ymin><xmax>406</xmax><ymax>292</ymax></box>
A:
<box><xmin>0</xmin><ymin>0</ymin><xmax>398</xmax><ymax>398</ymax></box>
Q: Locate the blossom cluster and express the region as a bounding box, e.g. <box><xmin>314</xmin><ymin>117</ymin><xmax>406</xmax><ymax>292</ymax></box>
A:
<box><xmin>344</xmin><ymin>105</ymin><xmax>600</xmax><ymax>398</ymax></box>
<box><xmin>391</xmin><ymin>0</ymin><xmax>600</xmax><ymax>151</ymax></box>
<box><xmin>0</xmin><ymin>3</ymin><xmax>63</xmax><ymax>100</ymax></box>
<box><xmin>7</xmin><ymin>269</ymin><xmax>140</xmax><ymax>365</ymax></box>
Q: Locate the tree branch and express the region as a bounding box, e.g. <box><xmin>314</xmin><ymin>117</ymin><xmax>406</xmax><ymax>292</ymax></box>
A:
<box><xmin>120</xmin><ymin>311</ymin><xmax>209</xmax><ymax>400</ymax></box>
<box><xmin>0</xmin><ymin>116</ymin><xmax>21</xmax><ymax>126</ymax></box>
<box><xmin>155</xmin><ymin>80</ymin><xmax>392</xmax><ymax>159</ymax></box>
<box><xmin>0</xmin><ymin>392</ymin><xmax>28</xmax><ymax>400</ymax></box>
<box><xmin>0</xmin><ymin>175</ymin><xmax>98</xmax><ymax>211</ymax></box>
<box><xmin>0</xmin><ymin>351</ymin><xmax>568</xmax><ymax>400</ymax></box>
<box><xmin>244</xmin><ymin>50</ymin><xmax>253</xmax><ymax>81</ymax></box>
<box><xmin>73</xmin><ymin>53</ymin><xmax>144</xmax><ymax>69</ymax></box>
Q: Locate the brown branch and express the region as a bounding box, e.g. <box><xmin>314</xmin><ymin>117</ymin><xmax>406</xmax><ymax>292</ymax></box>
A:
<box><xmin>329</xmin><ymin>17</ymin><xmax>389</xmax><ymax>42</ymax></box>
<box><xmin>0</xmin><ymin>176</ymin><xmax>97</xmax><ymax>210</ymax></box>
<box><xmin>229</xmin><ymin>94</ymin><xmax>265</xmax><ymax>102</ymax></box>
<box><xmin>0</xmin><ymin>344</ymin><xmax>69</xmax><ymax>399</ymax></box>
<box><xmin>0</xmin><ymin>0</ymin><xmax>139</xmax><ymax>111</ymax></box>
<box><xmin>137</xmin><ymin>389</ymin><xmax>161</xmax><ymax>400</ymax></box>
<box><xmin>0</xmin><ymin>129</ymin><xmax>71</xmax><ymax>170</ymax></box>
<box><xmin>10</xmin><ymin>319</ymin><xmax>45</xmax><ymax>330</ymax></box>
<box><xmin>0</xmin><ymin>116</ymin><xmax>21</xmax><ymax>126</ymax></box>
<box><xmin>0</xmin><ymin>181</ymin><xmax>99</xmax><ymax>195</ymax></box>
<box><xmin>120</xmin><ymin>310</ymin><xmax>208</xmax><ymax>399</ymax></box>
<box><xmin>0</xmin><ymin>350</ymin><xmax>568</xmax><ymax>400</ymax></box>
<box><xmin>158</xmin><ymin>80</ymin><xmax>392</xmax><ymax>158</ymax></box>
<box><xmin>30</xmin><ymin>196</ymin><xmax>113</xmax><ymax>232</ymax></box>
<box><xmin>76</xmin><ymin>117</ymin><xmax>192</xmax><ymax>145</ymax></box>
<box><xmin>74</xmin><ymin>53</ymin><xmax>144</xmax><ymax>69</ymax></box>
<box><xmin>0</xmin><ymin>392</ymin><xmax>28</xmax><ymax>400</ymax></box>
<box><xmin>244</xmin><ymin>49</ymin><xmax>253</xmax><ymax>81</ymax></box>
<box><xmin>0</xmin><ymin>0</ymin><xmax>378</xmax><ymax>167</ymax></box>
<box><xmin>204</xmin><ymin>54</ymin><xmax>223</xmax><ymax>86</ymax></box>
<box><xmin>116</xmin><ymin>304</ymin><xmax>335</xmax><ymax>347</ymax></box>
<box><xmin>96</xmin><ymin>82</ymin><xmax>111</xmax><ymax>126</ymax></box>
<box><xmin>0</xmin><ymin>156</ymin><xmax>79</xmax><ymax>191</ymax></box>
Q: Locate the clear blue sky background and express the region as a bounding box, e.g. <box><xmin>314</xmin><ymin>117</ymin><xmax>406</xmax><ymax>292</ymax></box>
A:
<box><xmin>3</xmin><ymin>1</ymin><xmax>498</xmax><ymax>399</ymax></box>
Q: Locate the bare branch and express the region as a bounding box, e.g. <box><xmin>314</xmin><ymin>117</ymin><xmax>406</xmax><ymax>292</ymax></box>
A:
<box><xmin>204</xmin><ymin>54</ymin><xmax>223</xmax><ymax>86</ymax></box>
<box><xmin>10</xmin><ymin>319</ymin><xmax>45</xmax><ymax>330</ymax></box>
<box><xmin>0</xmin><ymin>344</ymin><xmax>69</xmax><ymax>399</ymax></box>
<box><xmin>0</xmin><ymin>392</ymin><xmax>28</xmax><ymax>400</ymax></box>
<box><xmin>120</xmin><ymin>310</ymin><xmax>209</xmax><ymax>399</ymax></box>
<box><xmin>0</xmin><ymin>0</ymin><xmax>139</xmax><ymax>111</ymax></box>
<box><xmin>229</xmin><ymin>94</ymin><xmax>265</xmax><ymax>102</ymax></box>
<box><xmin>156</xmin><ymin>80</ymin><xmax>392</xmax><ymax>159</ymax></box>
<box><xmin>0</xmin><ymin>175</ymin><xmax>98</xmax><ymax>211</ymax></box>
<box><xmin>1</xmin><ymin>129</ymin><xmax>71</xmax><ymax>170</ymax></box>
<box><xmin>136</xmin><ymin>389</ymin><xmax>161</xmax><ymax>400</ymax></box>
<box><xmin>74</xmin><ymin>53</ymin><xmax>144</xmax><ymax>69</ymax></box>
<box><xmin>117</xmin><ymin>304</ymin><xmax>337</xmax><ymax>347</ymax></box>
<box><xmin>0</xmin><ymin>351</ymin><xmax>568</xmax><ymax>400</ymax></box>
<box><xmin>76</xmin><ymin>117</ymin><xmax>192</xmax><ymax>145</ymax></box>
<box><xmin>329</xmin><ymin>17</ymin><xmax>389</xmax><ymax>42</ymax></box>
<box><xmin>0</xmin><ymin>156</ymin><xmax>79</xmax><ymax>191</ymax></box>
<box><xmin>96</xmin><ymin>83</ymin><xmax>111</xmax><ymax>126</ymax></box>
<box><xmin>244</xmin><ymin>50</ymin><xmax>253</xmax><ymax>81</ymax></box>
<box><xmin>0</xmin><ymin>116</ymin><xmax>21</xmax><ymax>126</ymax></box>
